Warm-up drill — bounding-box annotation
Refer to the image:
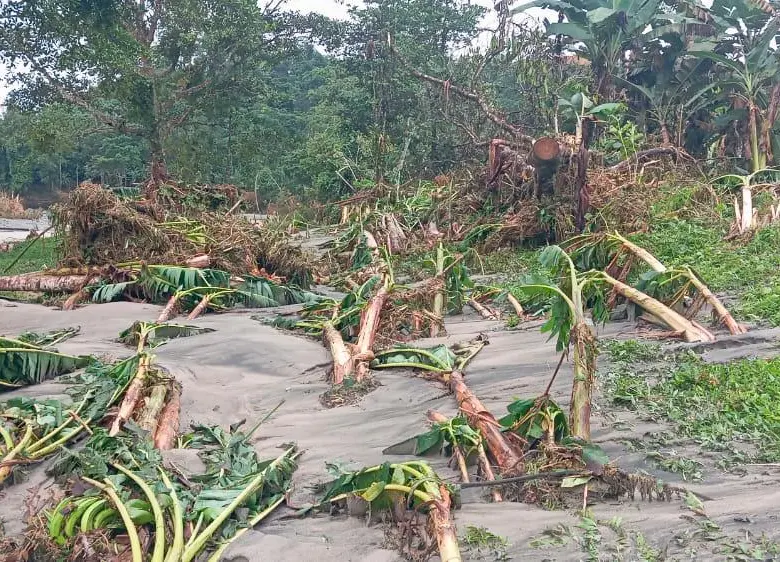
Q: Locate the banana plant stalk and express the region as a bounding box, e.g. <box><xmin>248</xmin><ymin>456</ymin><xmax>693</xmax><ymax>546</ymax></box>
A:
<box><xmin>113</xmin><ymin>464</ymin><xmax>166</xmax><ymax>562</ymax></box>
<box><xmin>181</xmin><ymin>446</ymin><xmax>296</xmax><ymax>562</ymax></box>
<box><xmin>521</xmin><ymin>247</ymin><xmax>598</xmax><ymax>440</ymax></box>
<box><xmin>431</xmin><ymin>242</ymin><xmax>445</xmax><ymax>337</ymax></box>
<box><xmin>354</xmin><ymin>284</ymin><xmax>391</xmax><ymax>381</ymax></box>
<box><xmin>110</xmin><ymin>327</ymin><xmax>153</xmax><ymax>436</ymax></box>
<box><xmin>597</xmin><ymin>272</ymin><xmax>715</xmax><ymax>343</ymax></box>
<box><xmin>157</xmin><ymin>293</ymin><xmax>181</xmax><ymax>323</ymax></box>
<box><xmin>323</xmin><ymin>321</ymin><xmax>354</xmax><ymax>385</ymax></box>
<box><xmin>448</xmin><ymin>372</ymin><xmax>524</xmax><ymax>473</ymax></box>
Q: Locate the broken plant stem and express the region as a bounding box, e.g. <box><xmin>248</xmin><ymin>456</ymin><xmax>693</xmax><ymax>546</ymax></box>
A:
<box><xmin>468</xmin><ymin>298</ymin><xmax>499</xmax><ymax>320</ymax></box>
<box><xmin>113</xmin><ymin>464</ymin><xmax>166</xmax><ymax>562</ymax></box>
<box><xmin>323</xmin><ymin>321</ymin><xmax>354</xmax><ymax>385</ymax></box>
<box><xmin>0</xmin><ymin>422</ymin><xmax>33</xmax><ymax>483</ymax></box>
<box><xmin>181</xmin><ymin>446</ymin><xmax>297</xmax><ymax>562</ymax></box>
<box><xmin>682</xmin><ymin>267</ymin><xmax>746</xmax><ymax>335</ymax></box>
<box><xmin>476</xmin><ymin>444</ymin><xmax>502</xmax><ymax>502</ymax></box>
<box><xmin>427</xmin><ymin>411</ymin><xmax>470</xmax><ymax>483</ymax></box>
<box><xmin>431</xmin><ymin>242</ymin><xmax>445</xmax><ymax>337</ymax></box>
<box><xmin>110</xmin><ymin>327</ymin><xmax>152</xmax><ymax>436</ymax></box>
<box><xmin>598</xmin><ymin>272</ymin><xmax>716</xmax><ymax>343</ymax></box>
<box><xmin>506</xmin><ymin>293</ymin><xmax>524</xmax><ymax>317</ymax></box>
<box><xmin>448</xmin><ymin>371</ymin><xmax>524</xmax><ymax>475</ymax></box>
<box><xmin>157</xmin><ymin>293</ymin><xmax>181</xmax><ymax>323</ymax></box>
<box><xmin>160</xmin><ymin>470</ymin><xmax>185</xmax><ymax>562</ymax></box>
<box><xmin>205</xmin><ymin>495</ymin><xmax>286</xmax><ymax>562</ymax></box>
<box><xmin>154</xmin><ymin>383</ymin><xmax>181</xmax><ymax>450</ymax></box>
<box><xmin>355</xmin><ymin>285</ymin><xmax>390</xmax><ymax>381</ymax></box>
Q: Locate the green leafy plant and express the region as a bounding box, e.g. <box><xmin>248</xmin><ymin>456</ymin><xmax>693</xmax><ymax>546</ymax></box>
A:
<box><xmin>320</xmin><ymin>460</ymin><xmax>462</xmax><ymax>562</ymax></box>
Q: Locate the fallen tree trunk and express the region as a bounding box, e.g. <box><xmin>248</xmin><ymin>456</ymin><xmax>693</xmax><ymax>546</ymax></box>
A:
<box><xmin>468</xmin><ymin>298</ymin><xmax>499</xmax><ymax>320</ymax></box>
<box><xmin>448</xmin><ymin>371</ymin><xmax>524</xmax><ymax>475</ymax></box>
<box><xmin>506</xmin><ymin>293</ymin><xmax>524</xmax><ymax>317</ymax></box>
<box><xmin>684</xmin><ymin>269</ymin><xmax>746</xmax><ymax>335</ymax></box>
<box><xmin>0</xmin><ymin>274</ymin><xmax>101</xmax><ymax>293</ymax></box>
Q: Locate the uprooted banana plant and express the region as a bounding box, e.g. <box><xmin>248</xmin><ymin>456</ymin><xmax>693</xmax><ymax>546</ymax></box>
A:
<box><xmin>0</xmin><ymin>356</ymin><xmax>140</xmax><ymax>485</ymax></box>
<box><xmin>88</xmin><ymin>265</ymin><xmax>319</xmax><ymax>322</ymax></box>
<box><xmin>1</xmin><ymin>334</ymin><xmax>92</xmax><ymax>391</ymax></box>
<box><xmin>44</xmin><ymin>421</ymin><xmax>297</xmax><ymax>562</ymax></box>
<box><xmin>320</xmin><ymin>461</ymin><xmax>462</xmax><ymax>562</ymax></box>
<box><xmin>565</xmin><ymin>231</ymin><xmax>743</xmax><ymax>335</ymax></box>
<box><xmin>109</xmin><ymin>324</ymin><xmax>181</xmax><ymax>449</ymax></box>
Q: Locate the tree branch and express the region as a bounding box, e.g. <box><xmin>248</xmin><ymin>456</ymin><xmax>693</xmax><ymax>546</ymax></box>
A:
<box><xmin>388</xmin><ymin>39</ymin><xmax>534</xmax><ymax>146</ymax></box>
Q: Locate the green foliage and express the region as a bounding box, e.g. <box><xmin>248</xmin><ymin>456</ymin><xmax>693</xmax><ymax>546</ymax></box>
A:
<box><xmin>383</xmin><ymin>415</ymin><xmax>482</xmax><ymax>457</ymax></box>
<box><xmin>499</xmin><ymin>397</ymin><xmax>569</xmax><ymax>443</ymax></box>
<box><xmin>0</xmin><ymin>336</ymin><xmax>92</xmax><ymax>390</ymax></box>
<box><xmin>0</xmin><ymin>236</ymin><xmax>60</xmax><ymax>276</ymax></box>
<box><xmin>603</xmin><ymin>353</ymin><xmax>780</xmax><ymax>463</ymax></box>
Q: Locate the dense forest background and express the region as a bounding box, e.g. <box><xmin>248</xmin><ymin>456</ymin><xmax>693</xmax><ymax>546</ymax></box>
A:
<box><xmin>0</xmin><ymin>0</ymin><xmax>778</xmax><ymax>206</ymax></box>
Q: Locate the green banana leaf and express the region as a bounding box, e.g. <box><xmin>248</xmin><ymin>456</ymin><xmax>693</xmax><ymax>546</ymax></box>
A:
<box><xmin>0</xmin><ymin>336</ymin><xmax>92</xmax><ymax>390</ymax></box>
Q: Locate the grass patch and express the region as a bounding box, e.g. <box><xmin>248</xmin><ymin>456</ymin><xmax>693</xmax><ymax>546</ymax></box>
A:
<box><xmin>462</xmin><ymin>526</ymin><xmax>510</xmax><ymax>561</ymax></box>
<box><xmin>603</xmin><ymin>345</ymin><xmax>780</xmax><ymax>464</ymax></box>
<box><xmin>0</xmin><ymin>236</ymin><xmax>60</xmax><ymax>275</ymax></box>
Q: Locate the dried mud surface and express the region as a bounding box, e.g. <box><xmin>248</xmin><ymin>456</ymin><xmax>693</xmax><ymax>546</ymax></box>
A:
<box><xmin>1</xmin><ymin>301</ymin><xmax>779</xmax><ymax>561</ymax></box>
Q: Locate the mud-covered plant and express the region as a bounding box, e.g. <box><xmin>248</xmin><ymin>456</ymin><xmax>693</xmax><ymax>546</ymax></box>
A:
<box><xmin>0</xmin><ymin>336</ymin><xmax>92</xmax><ymax>391</ymax></box>
<box><xmin>371</xmin><ymin>337</ymin><xmax>488</xmax><ymax>373</ymax></box>
<box><xmin>320</xmin><ymin>460</ymin><xmax>462</xmax><ymax>562</ymax></box>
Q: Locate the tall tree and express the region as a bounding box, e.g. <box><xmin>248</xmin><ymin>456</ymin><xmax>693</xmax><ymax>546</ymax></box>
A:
<box><xmin>0</xmin><ymin>0</ymin><xmax>313</xmax><ymax>185</ymax></box>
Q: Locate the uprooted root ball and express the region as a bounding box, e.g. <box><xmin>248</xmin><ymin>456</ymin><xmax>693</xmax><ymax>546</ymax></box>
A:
<box><xmin>320</xmin><ymin>376</ymin><xmax>381</xmax><ymax>408</ymax></box>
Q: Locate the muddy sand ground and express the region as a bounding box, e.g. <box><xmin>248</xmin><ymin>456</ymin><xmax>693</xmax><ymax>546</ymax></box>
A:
<box><xmin>1</xmin><ymin>298</ymin><xmax>779</xmax><ymax>561</ymax></box>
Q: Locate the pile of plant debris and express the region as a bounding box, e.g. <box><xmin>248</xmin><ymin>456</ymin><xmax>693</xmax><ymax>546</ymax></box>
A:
<box><xmin>49</xmin><ymin>181</ymin><xmax>315</xmax><ymax>284</ymax></box>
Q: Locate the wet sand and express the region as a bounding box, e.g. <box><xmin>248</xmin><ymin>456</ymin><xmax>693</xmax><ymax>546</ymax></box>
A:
<box><xmin>1</xmin><ymin>300</ymin><xmax>779</xmax><ymax>561</ymax></box>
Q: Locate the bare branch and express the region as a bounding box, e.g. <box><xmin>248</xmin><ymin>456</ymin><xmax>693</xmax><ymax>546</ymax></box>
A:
<box><xmin>388</xmin><ymin>39</ymin><xmax>534</xmax><ymax>145</ymax></box>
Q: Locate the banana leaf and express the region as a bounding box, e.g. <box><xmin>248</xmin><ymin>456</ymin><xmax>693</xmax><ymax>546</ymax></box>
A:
<box><xmin>499</xmin><ymin>396</ymin><xmax>569</xmax><ymax>443</ymax></box>
<box><xmin>118</xmin><ymin>322</ymin><xmax>216</xmax><ymax>348</ymax></box>
<box><xmin>0</xmin><ymin>336</ymin><xmax>92</xmax><ymax>390</ymax></box>
<box><xmin>371</xmin><ymin>344</ymin><xmax>457</xmax><ymax>372</ymax></box>
<box><xmin>372</xmin><ymin>336</ymin><xmax>488</xmax><ymax>373</ymax></box>
<box><xmin>382</xmin><ymin>415</ymin><xmax>481</xmax><ymax>457</ymax></box>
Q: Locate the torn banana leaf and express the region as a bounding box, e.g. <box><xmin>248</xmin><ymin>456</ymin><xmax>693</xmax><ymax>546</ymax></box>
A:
<box><xmin>382</xmin><ymin>416</ymin><xmax>480</xmax><ymax>457</ymax></box>
<box><xmin>371</xmin><ymin>336</ymin><xmax>488</xmax><ymax>373</ymax></box>
<box><xmin>118</xmin><ymin>321</ymin><xmax>215</xmax><ymax>348</ymax></box>
<box><xmin>0</xmin><ymin>336</ymin><xmax>92</xmax><ymax>390</ymax></box>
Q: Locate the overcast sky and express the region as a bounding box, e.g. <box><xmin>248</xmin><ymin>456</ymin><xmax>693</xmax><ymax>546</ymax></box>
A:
<box><xmin>0</xmin><ymin>0</ymin><xmax>518</xmax><ymax>107</ymax></box>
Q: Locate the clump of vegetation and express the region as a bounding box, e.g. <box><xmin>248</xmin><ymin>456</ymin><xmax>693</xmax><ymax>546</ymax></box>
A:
<box><xmin>604</xmin><ymin>343</ymin><xmax>780</xmax><ymax>464</ymax></box>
